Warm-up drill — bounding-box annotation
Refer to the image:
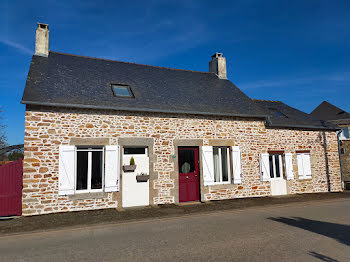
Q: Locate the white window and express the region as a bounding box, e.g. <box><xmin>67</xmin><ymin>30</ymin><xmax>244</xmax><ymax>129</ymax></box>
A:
<box><xmin>76</xmin><ymin>147</ymin><xmax>104</xmax><ymax>193</ymax></box>
<box><xmin>297</xmin><ymin>152</ymin><xmax>312</xmax><ymax>179</ymax></box>
<box><xmin>202</xmin><ymin>146</ymin><xmax>241</xmax><ymax>185</ymax></box>
<box><xmin>213</xmin><ymin>147</ymin><xmax>230</xmax><ymax>184</ymax></box>
<box><xmin>260</xmin><ymin>152</ymin><xmax>294</xmax><ymax>181</ymax></box>
<box><xmin>269</xmin><ymin>154</ymin><xmax>283</xmax><ymax>179</ymax></box>
<box><xmin>339</xmin><ymin>127</ymin><xmax>349</xmax><ymax>140</ymax></box>
<box><xmin>58</xmin><ymin>145</ymin><xmax>120</xmax><ymax>195</ymax></box>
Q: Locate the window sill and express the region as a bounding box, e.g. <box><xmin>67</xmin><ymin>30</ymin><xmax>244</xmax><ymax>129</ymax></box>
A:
<box><xmin>298</xmin><ymin>177</ymin><xmax>312</xmax><ymax>181</ymax></box>
<box><xmin>68</xmin><ymin>192</ymin><xmax>109</xmax><ymax>201</ymax></box>
<box><xmin>206</xmin><ymin>182</ymin><xmax>231</xmax><ymax>186</ymax></box>
<box><xmin>206</xmin><ymin>183</ymin><xmax>235</xmax><ymax>190</ymax></box>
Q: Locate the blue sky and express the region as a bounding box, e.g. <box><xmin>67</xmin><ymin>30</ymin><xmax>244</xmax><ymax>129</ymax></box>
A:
<box><xmin>1</xmin><ymin>0</ymin><xmax>349</xmax><ymax>145</ymax></box>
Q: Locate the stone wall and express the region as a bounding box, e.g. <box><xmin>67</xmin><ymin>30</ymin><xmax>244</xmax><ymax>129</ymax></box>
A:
<box><xmin>331</xmin><ymin>121</ymin><xmax>350</xmax><ymax>186</ymax></box>
<box><xmin>341</xmin><ymin>140</ymin><xmax>350</xmax><ymax>184</ymax></box>
<box><xmin>23</xmin><ymin>106</ymin><xmax>342</xmax><ymax>215</ymax></box>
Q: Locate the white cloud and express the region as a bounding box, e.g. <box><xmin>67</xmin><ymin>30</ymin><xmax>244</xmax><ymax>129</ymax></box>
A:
<box><xmin>0</xmin><ymin>38</ymin><xmax>32</xmax><ymax>55</ymax></box>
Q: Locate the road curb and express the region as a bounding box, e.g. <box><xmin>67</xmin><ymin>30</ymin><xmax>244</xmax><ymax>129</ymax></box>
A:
<box><xmin>1</xmin><ymin>196</ymin><xmax>349</xmax><ymax>239</ymax></box>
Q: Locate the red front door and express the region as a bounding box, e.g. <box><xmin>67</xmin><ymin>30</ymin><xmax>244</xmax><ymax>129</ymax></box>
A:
<box><xmin>178</xmin><ymin>147</ymin><xmax>200</xmax><ymax>202</ymax></box>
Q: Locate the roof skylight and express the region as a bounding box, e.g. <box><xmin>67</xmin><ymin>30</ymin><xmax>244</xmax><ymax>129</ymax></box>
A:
<box><xmin>111</xmin><ymin>84</ymin><xmax>134</xmax><ymax>98</ymax></box>
<box><xmin>269</xmin><ymin>108</ymin><xmax>288</xmax><ymax>118</ymax></box>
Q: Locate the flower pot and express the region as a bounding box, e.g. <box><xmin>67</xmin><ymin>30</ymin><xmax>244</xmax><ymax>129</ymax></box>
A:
<box><xmin>123</xmin><ymin>165</ymin><xmax>137</xmax><ymax>172</ymax></box>
<box><xmin>136</xmin><ymin>175</ymin><xmax>150</xmax><ymax>182</ymax></box>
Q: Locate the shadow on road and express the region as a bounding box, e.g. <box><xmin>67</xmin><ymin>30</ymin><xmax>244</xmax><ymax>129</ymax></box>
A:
<box><xmin>309</xmin><ymin>251</ymin><xmax>339</xmax><ymax>262</ymax></box>
<box><xmin>268</xmin><ymin>217</ymin><xmax>350</xmax><ymax>246</ymax></box>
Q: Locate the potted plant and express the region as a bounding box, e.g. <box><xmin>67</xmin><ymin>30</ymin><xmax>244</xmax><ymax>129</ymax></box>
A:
<box><xmin>123</xmin><ymin>156</ymin><xmax>137</xmax><ymax>172</ymax></box>
<box><xmin>136</xmin><ymin>172</ymin><xmax>150</xmax><ymax>182</ymax></box>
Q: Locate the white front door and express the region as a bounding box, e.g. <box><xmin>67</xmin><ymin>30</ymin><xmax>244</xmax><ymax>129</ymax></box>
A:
<box><xmin>122</xmin><ymin>147</ymin><xmax>150</xmax><ymax>207</ymax></box>
<box><xmin>269</xmin><ymin>154</ymin><xmax>287</xmax><ymax>196</ymax></box>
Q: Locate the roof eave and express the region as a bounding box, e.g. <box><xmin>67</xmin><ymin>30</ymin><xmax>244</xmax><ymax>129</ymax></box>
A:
<box><xmin>265</xmin><ymin>122</ymin><xmax>339</xmax><ymax>131</ymax></box>
<box><xmin>21</xmin><ymin>100</ymin><xmax>268</xmax><ymax>119</ymax></box>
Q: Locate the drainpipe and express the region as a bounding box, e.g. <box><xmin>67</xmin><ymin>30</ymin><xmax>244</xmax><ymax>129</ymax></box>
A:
<box><xmin>337</xmin><ymin>131</ymin><xmax>344</xmax><ymax>190</ymax></box>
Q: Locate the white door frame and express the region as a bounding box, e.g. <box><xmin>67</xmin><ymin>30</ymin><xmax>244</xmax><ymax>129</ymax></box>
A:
<box><xmin>270</xmin><ymin>154</ymin><xmax>287</xmax><ymax>196</ymax></box>
<box><xmin>122</xmin><ymin>147</ymin><xmax>150</xmax><ymax>207</ymax></box>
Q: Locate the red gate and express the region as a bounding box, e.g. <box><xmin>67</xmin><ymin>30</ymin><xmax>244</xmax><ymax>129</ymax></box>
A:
<box><xmin>0</xmin><ymin>159</ymin><xmax>23</xmax><ymax>216</ymax></box>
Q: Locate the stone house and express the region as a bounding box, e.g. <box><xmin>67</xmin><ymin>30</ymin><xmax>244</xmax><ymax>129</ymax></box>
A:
<box><xmin>311</xmin><ymin>101</ymin><xmax>350</xmax><ymax>189</ymax></box>
<box><xmin>21</xmin><ymin>24</ymin><xmax>342</xmax><ymax>216</ymax></box>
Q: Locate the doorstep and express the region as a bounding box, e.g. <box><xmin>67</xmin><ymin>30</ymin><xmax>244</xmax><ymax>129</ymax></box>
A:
<box><xmin>0</xmin><ymin>216</ymin><xmax>20</xmax><ymax>221</ymax></box>
<box><xmin>176</xmin><ymin>201</ymin><xmax>202</xmax><ymax>206</ymax></box>
<box><xmin>120</xmin><ymin>205</ymin><xmax>153</xmax><ymax>211</ymax></box>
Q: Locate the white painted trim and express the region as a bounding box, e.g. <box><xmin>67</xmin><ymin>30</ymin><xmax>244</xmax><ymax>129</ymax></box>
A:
<box><xmin>218</xmin><ymin>147</ymin><xmax>222</xmax><ymax>182</ymax></box>
<box><xmin>212</xmin><ymin>181</ymin><xmax>232</xmax><ymax>185</ymax></box>
<box><xmin>213</xmin><ymin>146</ymin><xmax>230</xmax><ymax>184</ymax></box>
<box><xmin>202</xmin><ymin>146</ymin><xmax>214</xmax><ymax>186</ymax></box>
<box><xmin>87</xmin><ymin>151</ymin><xmax>92</xmax><ymax>191</ymax></box>
<box><xmin>58</xmin><ymin>145</ymin><xmax>76</xmax><ymax>195</ymax></box>
<box><xmin>75</xmin><ymin>147</ymin><xmax>105</xmax><ymax>194</ymax></box>
<box><xmin>285</xmin><ymin>153</ymin><xmax>294</xmax><ymax>180</ymax></box>
<box><xmin>227</xmin><ymin>147</ymin><xmax>231</xmax><ymax>182</ymax></box>
<box><xmin>260</xmin><ymin>153</ymin><xmax>270</xmax><ymax>182</ymax></box>
<box><xmin>270</xmin><ymin>154</ymin><xmax>284</xmax><ymax>180</ymax></box>
<box><xmin>231</xmin><ymin>146</ymin><xmax>242</xmax><ymax>184</ymax></box>
<box><xmin>296</xmin><ymin>152</ymin><xmax>312</xmax><ymax>180</ymax></box>
<box><xmin>105</xmin><ymin>145</ymin><xmax>120</xmax><ymax>192</ymax></box>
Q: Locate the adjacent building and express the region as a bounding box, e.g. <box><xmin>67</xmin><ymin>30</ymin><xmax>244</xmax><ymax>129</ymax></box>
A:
<box><xmin>311</xmin><ymin>101</ymin><xmax>350</xmax><ymax>189</ymax></box>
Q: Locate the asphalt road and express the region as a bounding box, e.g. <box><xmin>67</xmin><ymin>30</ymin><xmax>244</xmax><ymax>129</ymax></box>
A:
<box><xmin>0</xmin><ymin>199</ymin><xmax>349</xmax><ymax>262</ymax></box>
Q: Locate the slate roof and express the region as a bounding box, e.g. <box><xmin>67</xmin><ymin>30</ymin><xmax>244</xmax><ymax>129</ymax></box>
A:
<box><xmin>310</xmin><ymin>101</ymin><xmax>350</xmax><ymax>121</ymax></box>
<box><xmin>21</xmin><ymin>51</ymin><xmax>337</xmax><ymax>130</ymax></box>
<box><xmin>253</xmin><ymin>99</ymin><xmax>337</xmax><ymax>130</ymax></box>
<box><xmin>21</xmin><ymin>52</ymin><xmax>266</xmax><ymax>118</ymax></box>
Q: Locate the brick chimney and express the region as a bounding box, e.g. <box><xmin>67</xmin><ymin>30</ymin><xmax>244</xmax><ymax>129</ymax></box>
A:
<box><xmin>209</xmin><ymin>52</ymin><xmax>227</xmax><ymax>79</ymax></box>
<box><xmin>35</xmin><ymin>23</ymin><xmax>49</xmax><ymax>57</ymax></box>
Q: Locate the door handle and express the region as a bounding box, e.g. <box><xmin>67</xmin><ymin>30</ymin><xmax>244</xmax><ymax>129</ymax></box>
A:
<box><xmin>186</xmin><ymin>176</ymin><xmax>189</xmax><ymax>179</ymax></box>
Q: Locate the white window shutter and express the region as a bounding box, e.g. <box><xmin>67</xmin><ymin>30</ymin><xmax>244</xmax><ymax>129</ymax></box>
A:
<box><xmin>303</xmin><ymin>154</ymin><xmax>312</xmax><ymax>179</ymax></box>
<box><xmin>58</xmin><ymin>145</ymin><xmax>75</xmax><ymax>195</ymax></box>
<box><xmin>260</xmin><ymin>153</ymin><xmax>270</xmax><ymax>181</ymax></box>
<box><xmin>297</xmin><ymin>154</ymin><xmax>304</xmax><ymax>179</ymax></box>
<box><xmin>231</xmin><ymin>146</ymin><xmax>242</xmax><ymax>184</ymax></box>
<box><xmin>285</xmin><ymin>153</ymin><xmax>294</xmax><ymax>180</ymax></box>
<box><xmin>105</xmin><ymin>145</ymin><xmax>120</xmax><ymax>192</ymax></box>
<box><xmin>202</xmin><ymin>146</ymin><xmax>214</xmax><ymax>186</ymax></box>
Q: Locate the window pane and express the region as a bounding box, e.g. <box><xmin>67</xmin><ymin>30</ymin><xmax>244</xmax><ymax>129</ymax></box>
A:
<box><xmin>221</xmin><ymin>148</ymin><xmax>229</xmax><ymax>182</ymax></box>
<box><xmin>112</xmin><ymin>85</ymin><xmax>133</xmax><ymax>97</ymax></box>
<box><xmin>342</xmin><ymin>127</ymin><xmax>349</xmax><ymax>138</ymax></box>
<box><xmin>91</xmin><ymin>151</ymin><xmax>103</xmax><ymax>189</ymax></box>
<box><xmin>275</xmin><ymin>155</ymin><xmax>281</xmax><ymax>178</ymax></box>
<box><xmin>213</xmin><ymin>147</ymin><xmax>220</xmax><ymax>182</ymax></box>
<box><xmin>77</xmin><ymin>151</ymin><xmax>88</xmax><ymax>190</ymax></box>
<box><xmin>124</xmin><ymin>147</ymin><xmax>146</xmax><ymax>155</ymax></box>
<box><xmin>179</xmin><ymin>149</ymin><xmax>195</xmax><ymax>173</ymax></box>
<box><xmin>269</xmin><ymin>155</ymin><xmax>274</xmax><ymax>178</ymax></box>
<box><xmin>269</xmin><ymin>108</ymin><xmax>288</xmax><ymax>118</ymax></box>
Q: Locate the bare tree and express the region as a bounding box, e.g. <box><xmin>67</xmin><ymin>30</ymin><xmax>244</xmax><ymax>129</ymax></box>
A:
<box><xmin>0</xmin><ymin>108</ymin><xmax>7</xmax><ymax>149</ymax></box>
